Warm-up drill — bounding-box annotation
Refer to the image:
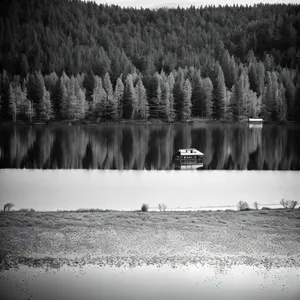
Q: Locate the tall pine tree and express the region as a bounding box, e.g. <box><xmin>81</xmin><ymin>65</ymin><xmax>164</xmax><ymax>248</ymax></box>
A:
<box><xmin>123</xmin><ymin>74</ymin><xmax>137</xmax><ymax>120</ymax></box>
<box><xmin>181</xmin><ymin>79</ymin><xmax>192</xmax><ymax>121</ymax></box>
<box><xmin>135</xmin><ymin>78</ymin><xmax>149</xmax><ymax>120</ymax></box>
<box><xmin>113</xmin><ymin>76</ymin><xmax>124</xmax><ymax>120</ymax></box>
<box><xmin>212</xmin><ymin>63</ymin><xmax>226</xmax><ymax>120</ymax></box>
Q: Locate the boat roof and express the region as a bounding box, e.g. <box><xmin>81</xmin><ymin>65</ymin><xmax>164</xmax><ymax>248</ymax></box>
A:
<box><xmin>177</xmin><ymin>148</ymin><xmax>204</xmax><ymax>155</ymax></box>
<box><xmin>248</xmin><ymin>118</ymin><xmax>263</xmax><ymax>122</ymax></box>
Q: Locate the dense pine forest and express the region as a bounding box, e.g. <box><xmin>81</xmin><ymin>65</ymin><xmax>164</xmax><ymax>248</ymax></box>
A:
<box><xmin>0</xmin><ymin>0</ymin><xmax>300</xmax><ymax>123</ymax></box>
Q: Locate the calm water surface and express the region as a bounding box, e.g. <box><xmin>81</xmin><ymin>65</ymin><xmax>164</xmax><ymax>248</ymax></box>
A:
<box><xmin>0</xmin><ymin>264</ymin><xmax>299</xmax><ymax>300</ymax></box>
<box><xmin>1</xmin><ymin>123</ymin><xmax>300</xmax><ymax>170</ymax></box>
<box><xmin>0</xmin><ymin>170</ymin><xmax>299</xmax><ymax>211</ymax></box>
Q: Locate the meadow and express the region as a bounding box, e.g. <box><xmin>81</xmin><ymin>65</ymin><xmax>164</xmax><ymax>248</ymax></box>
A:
<box><xmin>1</xmin><ymin>209</ymin><xmax>300</xmax><ymax>270</ymax></box>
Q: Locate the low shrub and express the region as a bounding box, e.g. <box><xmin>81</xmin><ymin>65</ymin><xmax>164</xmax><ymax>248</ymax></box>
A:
<box><xmin>237</xmin><ymin>201</ymin><xmax>250</xmax><ymax>211</ymax></box>
<box><xmin>76</xmin><ymin>208</ymin><xmax>109</xmax><ymax>213</ymax></box>
<box><xmin>261</xmin><ymin>207</ymin><xmax>271</xmax><ymax>210</ymax></box>
<box><xmin>253</xmin><ymin>201</ymin><xmax>259</xmax><ymax>210</ymax></box>
<box><xmin>158</xmin><ymin>203</ymin><xmax>167</xmax><ymax>212</ymax></box>
<box><xmin>289</xmin><ymin>200</ymin><xmax>298</xmax><ymax>209</ymax></box>
<box><xmin>280</xmin><ymin>199</ymin><xmax>298</xmax><ymax>209</ymax></box>
<box><xmin>19</xmin><ymin>208</ymin><xmax>29</xmax><ymax>212</ymax></box>
<box><xmin>141</xmin><ymin>203</ymin><xmax>149</xmax><ymax>212</ymax></box>
<box><xmin>3</xmin><ymin>203</ymin><xmax>14</xmax><ymax>211</ymax></box>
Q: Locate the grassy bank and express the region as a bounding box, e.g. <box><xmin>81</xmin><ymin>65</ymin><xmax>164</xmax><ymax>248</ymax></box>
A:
<box><xmin>1</xmin><ymin>209</ymin><xmax>300</xmax><ymax>270</ymax></box>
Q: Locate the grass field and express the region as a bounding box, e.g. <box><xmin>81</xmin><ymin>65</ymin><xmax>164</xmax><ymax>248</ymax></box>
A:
<box><xmin>1</xmin><ymin>209</ymin><xmax>300</xmax><ymax>269</ymax></box>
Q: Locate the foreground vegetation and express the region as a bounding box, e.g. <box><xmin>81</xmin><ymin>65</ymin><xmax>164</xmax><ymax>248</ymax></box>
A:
<box><xmin>1</xmin><ymin>209</ymin><xmax>300</xmax><ymax>269</ymax></box>
<box><xmin>0</xmin><ymin>1</ymin><xmax>300</xmax><ymax>124</ymax></box>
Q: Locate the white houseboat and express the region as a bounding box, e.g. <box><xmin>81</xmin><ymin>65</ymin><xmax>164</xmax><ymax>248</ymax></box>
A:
<box><xmin>248</xmin><ymin>118</ymin><xmax>263</xmax><ymax>129</ymax></box>
<box><xmin>248</xmin><ymin>118</ymin><xmax>263</xmax><ymax>123</ymax></box>
<box><xmin>174</xmin><ymin>148</ymin><xmax>204</xmax><ymax>169</ymax></box>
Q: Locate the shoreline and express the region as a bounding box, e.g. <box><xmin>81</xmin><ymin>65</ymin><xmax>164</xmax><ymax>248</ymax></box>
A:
<box><xmin>2</xmin><ymin>205</ymin><xmax>299</xmax><ymax>213</ymax></box>
<box><xmin>2</xmin><ymin>254</ymin><xmax>299</xmax><ymax>271</ymax></box>
<box><xmin>1</xmin><ymin>119</ymin><xmax>300</xmax><ymax>126</ymax></box>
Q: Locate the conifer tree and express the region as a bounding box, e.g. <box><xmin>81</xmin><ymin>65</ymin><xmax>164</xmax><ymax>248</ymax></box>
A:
<box><xmin>228</xmin><ymin>56</ymin><xmax>238</xmax><ymax>89</ymax></box>
<box><xmin>135</xmin><ymin>78</ymin><xmax>149</xmax><ymax>120</ymax></box>
<box><xmin>148</xmin><ymin>73</ymin><xmax>161</xmax><ymax>119</ymax></box>
<box><xmin>245</xmin><ymin>89</ymin><xmax>259</xmax><ymax>118</ymax></box>
<box><xmin>27</xmin><ymin>71</ymin><xmax>45</xmax><ymax>120</ymax></box>
<box><xmin>173</xmin><ymin>68</ymin><xmax>184</xmax><ymax>120</ymax></box>
<box><xmin>25</xmin><ymin>99</ymin><xmax>35</xmax><ymax>122</ymax></box>
<box><xmin>181</xmin><ymin>79</ymin><xmax>192</xmax><ymax>121</ymax></box>
<box><xmin>123</xmin><ymin>74</ymin><xmax>137</xmax><ymax>119</ymax></box>
<box><xmin>160</xmin><ymin>82</ymin><xmax>171</xmax><ymax>121</ymax></box>
<box><xmin>19</xmin><ymin>85</ymin><xmax>29</xmax><ymax>119</ymax></box>
<box><xmin>261</xmin><ymin>72</ymin><xmax>273</xmax><ymax>121</ymax></box>
<box><xmin>92</xmin><ymin>76</ymin><xmax>107</xmax><ymax>120</ymax></box>
<box><xmin>83</xmin><ymin>70</ymin><xmax>95</xmax><ymax>102</ymax></box>
<box><xmin>248</xmin><ymin>60</ymin><xmax>258</xmax><ymax>95</ymax></box>
<box><xmin>60</xmin><ymin>79</ymin><xmax>69</xmax><ymax>119</ymax></box>
<box><xmin>44</xmin><ymin>72</ymin><xmax>59</xmax><ymax>96</ymax></box>
<box><xmin>76</xmin><ymin>88</ymin><xmax>86</xmax><ymax>119</ymax></box>
<box><xmin>165</xmin><ymin>73</ymin><xmax>176</xmax><ymax>122</ymax></box>
<box><xmin>167</xmin><ymin>73</ymin><xmax>175</xmax><ymax>92</ymax></box>
<box><xmin>51</xmin><ymin>79</ymin><xmax>63</xmax><ymax>119</ymax></box>
<box><xmin>103</xmin><ymin>73</ymin><xmax>116</xmax><ymax>120</ymax></box>
<box><xmin>8</xmin><ymin>84</ymin><xmax>18</xmax><ymax>122</ymax></box>
<box><xmin>113</xmin><ymin>76</ymin><xmax>124</xmax><ymax>120</ymax></box>
<box><xmin>278</xmin><ymin>83</ymin><xmax>287</xmax><ymax>122</ymax></box>
<box><xmin>200</xmin><ymin>77</ymin><xmax>214</xmax><ymax>118</ymax></box>
<box><xmin>212</xmin><ymin>63</ymin><xmax>226</xmax><ymax>120</ymax></box>
<box><xmin>270</xmin><ymin>71</ymin><xmax>280</xmax><ymax>121</ymax></box>
<box><xmin>40</xmin><ymin>88</ymin><xmax>53</xmax><ymax>122</ymax></box>
<box><xmin>281</xmin><ymin>68</ymin><xmax>296</xmax><ymax>120</ymax></box>
<box><xmin>191</xmin><ymin>71</ymin><xmax>202</xmax><ymax>116</ymax></box>
<box><xmin>66</xmin><ymin>76</ymin><xmax>78</xmax><ymax>120</ymax></box>
<box><xmin>221</xmin><ymin>50</ymin><xmax>235</xmax><ymax>89</ymax></box>
<box><xmin>0</xmin><ymin>70</ymin><xmax>10</xmax><ymax>120</ymax></box>
<box><xmin>20</xmin><ymin>54</ymin><xmax>29</xmax><ymax>78</ymax></box>
<box><xmin>294</xmin><ymin>80</ymin><xmax>300</xmax><ymax>121</ymax></box>
<box><xmin>256</xmin><ymin>62</ymin><xmax>265</xmax><ymax>97</ymax></box>
<box><xmin>241</xmin><ymin>69</ymin><xmax>252</xmax><ymax>117</ymax></box>
<box><xmin>231</xmin><ymin>67</ymin><xmax>258</xmax><ymax>120</ymax></box>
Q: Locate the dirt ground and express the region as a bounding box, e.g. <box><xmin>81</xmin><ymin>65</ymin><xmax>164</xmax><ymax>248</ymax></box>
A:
<box><xmin>1</xmin><ymin>209</ymin><xmax>300</xmax><ymax>270</ymax></box>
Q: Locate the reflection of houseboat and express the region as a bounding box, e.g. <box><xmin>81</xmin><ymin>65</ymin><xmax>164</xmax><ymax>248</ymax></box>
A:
<box><xmin>249</xmin><ymin>123</ymin><xmax>263</xmax><ymax>129</ymax></box>
<box><xmin>174</xmin><ymin>148</ymin><xmax>204</xmax><ymax>170</ymax></box>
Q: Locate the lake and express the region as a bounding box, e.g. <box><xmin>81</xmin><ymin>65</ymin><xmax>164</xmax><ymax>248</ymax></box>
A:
<box><xmin>0</xmin><ymin>169</ymin><xmax>299</xmax><ymax>211</ymax></box>
<box><xmin>0</xmin><ymin>123</ymin><xmax>299</xmax><ymax>211</ymax></box>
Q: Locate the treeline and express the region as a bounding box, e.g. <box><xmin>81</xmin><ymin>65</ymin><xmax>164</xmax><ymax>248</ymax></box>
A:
<box><xmin>0</xmin><ymin>0</ymin><xmax>300</xmax><ymax>122</ymax></box>
<box><xmin>1</xmin><ymin>62</ymin><xmax>300</xmax><ymax>122</ymax></box>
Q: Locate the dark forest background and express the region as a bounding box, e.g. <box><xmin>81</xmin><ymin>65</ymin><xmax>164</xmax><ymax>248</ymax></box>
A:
<box><xmin>0</xmin><ymin>0</ymin><xmax>300</xmax><ymax>122</ymax></box>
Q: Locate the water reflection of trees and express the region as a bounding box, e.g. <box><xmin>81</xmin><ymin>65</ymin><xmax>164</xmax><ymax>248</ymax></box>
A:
<box><xmin>9</xmin><ymin>126</ymin><xmax>36</xmax><ymax>168</ymax></box>
<box><xmin>0</xmin><ymin>124</ymin><xmax>299</xmax><ymax>170</ymax></box>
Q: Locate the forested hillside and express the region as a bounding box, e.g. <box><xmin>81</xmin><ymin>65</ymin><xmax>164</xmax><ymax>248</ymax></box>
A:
<box><xmin>0</xmin><ymin>0</ymin><xmax>300</xmax><ymax>122</ymax></box>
